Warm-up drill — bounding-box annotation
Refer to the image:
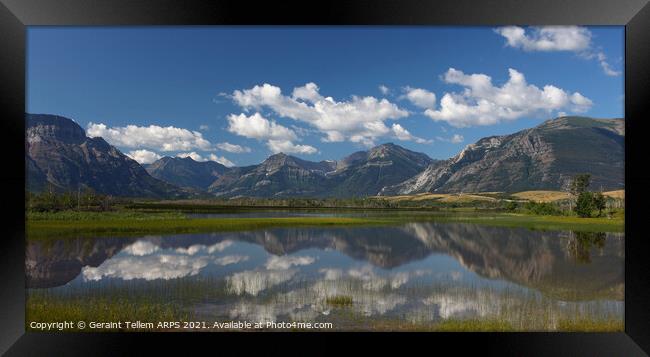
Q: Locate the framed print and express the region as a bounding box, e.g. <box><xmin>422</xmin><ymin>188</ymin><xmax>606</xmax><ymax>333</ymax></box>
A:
<box><xmin>1</xmin><ymin>0</ymin><xmax>649</xmax><ymax>355</ymax></box>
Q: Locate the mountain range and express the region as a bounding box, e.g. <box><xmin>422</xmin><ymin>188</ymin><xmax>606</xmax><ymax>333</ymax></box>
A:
<box><xmin>379</xmin><ymin>116</ymin><xmax>624</xmax><ymax>195</ymax></box>
<box><xmin>144</xmin><ymin>156</ymin><xmax>229</xmax><ymax>191</ymax></box>
<box><xmin>203</xmin><ymin>143</ymin><xmax>434</xmax><ymax>198</ymax></box>
<box><xmin>25</xmin><ymin>114</ymin><xmax>624</xmax><ymax>198</ymax></box>
<box><xmin>26</xmin><ymin>114</ymin><xmax>190</xmax><ymax>198</ymax></box>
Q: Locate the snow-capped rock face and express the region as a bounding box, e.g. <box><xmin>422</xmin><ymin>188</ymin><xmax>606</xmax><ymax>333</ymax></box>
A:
<box><xmin>379</xmin><ymin>117</ymin><xmax>624</xmax><ymax>195</ymax></box>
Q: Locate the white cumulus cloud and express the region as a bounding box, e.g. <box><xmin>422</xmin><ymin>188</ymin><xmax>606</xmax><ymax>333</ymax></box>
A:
<box><xmin>391</xmin><ymin>124</ymin><xmax>432</xmax><ymax>144</ymax></box>
<box><xmin>175</xmin><ymin>152</ymin><xmax>235</xmax><ymax>167</ymax></box>
<box><xmin>127</xmin><ymin>149</ymin><xmax>162</xmax><ymax>164</ymax></box>
<box><xmin>495</xmin><ymin>26</ymin><xmax>591</xmax><ymax>52</ymax></box>
<box><xmin>403</xmin><ymin>87</ymin><xmax>437</xmax><ymax>109</ymax></box>
<box><xmin>591</xmin><ymin>51</ymin><xmax>621</xmax><ymax>76</ymax></box>
<box><xmin>176</xmin><ymin>151</ymin><xmax>205</xmax><ymax>161</ymax></box>
<box><xmin>227</xmin><ymin>112</ymin><xmax>296</xmax><ymax>141</ymax></box>
<box><xmin>495</xmin><ymin>26</ymin><xmax>621</xmax><ymax>76</ymax></box>
<box><xmin>435</xmin><ymin>134</ymin><xmax>465</xmax><ymax>144</ymax></box>
<box><xmin>423</xmin><ymin>68</ymin><xmax>593</xmax><ymax>127</ymax></box>
<box><xmin>227</xmin><ymin>112</ymin><xmax>317</xmax><ymax>155</ymax></box>
<box><xmin>230</xmin><ymin>82</ymin><xmax>408</xmax><ymax>147</ymax></box>
<box><xmin>87</xmin><ymin>123</ymin><xmax>212</xmax><ymax>152</ymax></box>
<box><xmin>216</xmin><ymin>142</ymin><xmax>251</xmax><ymax>153</ymax></box>
<box><xmin>208</xmin><ymin>154</ymin><xmax>235</xmax><ymax>167</ymax></box>
<box><xmin>266</xmin><ymin>140</ymin><xmax>318</xmax><ymax>154</ymax></box>
<box><xmin>186</xmin><ymin>153</ymin><xmax>236</xmax><ymax>167</ymax></box>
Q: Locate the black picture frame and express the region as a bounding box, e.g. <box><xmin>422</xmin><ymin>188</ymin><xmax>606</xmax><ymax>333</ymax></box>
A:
<box><xmin>1</xmin><ymin>0</ymin><xmax>649</xmax><ymax>355</ymax></box>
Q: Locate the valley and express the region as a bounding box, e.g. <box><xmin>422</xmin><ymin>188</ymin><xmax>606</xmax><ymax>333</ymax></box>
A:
<box><xmin>25</xmin><ymin>113</ymin><xmax>625</xmax><ymax>332</ymax></box>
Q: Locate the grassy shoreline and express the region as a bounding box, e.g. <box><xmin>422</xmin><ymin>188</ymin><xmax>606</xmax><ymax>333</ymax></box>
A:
<box><xmin>26</xmin><ymin>208</ymin><xmax>624</xmax><ymax>240</ymax></box>
<box><xmin>27</xmin><ymin>294</ymin><xmax>622</xmax><ymax>332</ymax></box>
<box><xmin>27</xmin><ymin>216</ymin><xmax>393</xmax><ymax>239</ymax></box>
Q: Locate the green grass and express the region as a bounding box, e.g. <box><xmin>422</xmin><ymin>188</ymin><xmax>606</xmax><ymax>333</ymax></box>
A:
<box><xmin>27</xmin><ymin>215</ymin><xmax>394</xmax><ymax>239</ymax></box>
<box><xmin>26</xmin><ymin>208</ymin><xmax>624</xmax><ymax>240</ymax></box>
<box><xmin>556</xmin><ymin>318</ymin><xmax>623</xmax><ymax>332</ymax></box>
<box><xmin>26</xmin><ymin>294</ymin><xmax>187</xmax><ymax>331</ymax></box>
<box><xmin>27</xmin><ymin>279</ymin><xmax>623</xmax><ymax>332</ymax></box>
<box><xmin>325</xmin><ymin>295</ymin><xmax>354</xmax><ymax>307</ymax></box>
<box><xmin>415</xmin><ymin>212</ymin><xmax>624</xmax><ymax>233</ymax></box>
<box><xmin>27</xmin><ymin>291</ymin><xmax>620</xmax><ymax>332</ymax></box>
<box><xmin>27</xmin><ymin>210</ymin><xmax>186</xmax><ymax>221</ymax></box>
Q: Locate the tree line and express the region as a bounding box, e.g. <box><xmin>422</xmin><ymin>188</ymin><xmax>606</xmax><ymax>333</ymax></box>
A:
<box><xmin>26</xmin><ymin>186</ymin><xmax>115</xmax><ymax>212</ymax></box>
<box><xmin>26</xmin><ymin>173</ymin><xmax>621</xmax><ymax>216</ymax></box>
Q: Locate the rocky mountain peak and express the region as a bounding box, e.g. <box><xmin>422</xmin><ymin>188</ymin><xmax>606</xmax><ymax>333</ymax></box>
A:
<box><xmin>368</xmin><ymin>143</ymin><xmax>397</xmax><ymax>159</ymax></box>
<box><xmin>26</xmin><ymin>114</ymin><xmax>87</xmax><ymax>145</ymax></box>
<box><xmin>145</xmin><ymin>155</ymin><xmax>229</xmax><ymax>191</ymax></box>
<box><xmin>539</xmin><ymin>116</ymin><xmax>625</xmax><ymax>135</ymax></box>
<box><xmin>26</xmin><ymin>113</ymin><xmax>190</xmax><ymax>198</ymax></box>
<box><xmin>266</xmin><ymin>152</ymin><xmax>289</xmax><ymax>161</ymax></box>
<box><xmin>260</xmin><ymin>153</ymin><xmax>294</xmax><ymax>170</ymax></box>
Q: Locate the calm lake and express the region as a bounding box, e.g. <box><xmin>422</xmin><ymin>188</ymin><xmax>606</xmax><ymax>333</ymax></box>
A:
<box><xmin>26</xmin><ymin>219</ymin><xmax>624</xmax><ymax>331</ymax></box>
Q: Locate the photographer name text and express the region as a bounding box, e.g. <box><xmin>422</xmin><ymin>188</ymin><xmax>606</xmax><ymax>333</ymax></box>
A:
<box><xmin>29</xmin><ymin>320</ymin><xmax>333</xmax><ymax>331</ymax></box>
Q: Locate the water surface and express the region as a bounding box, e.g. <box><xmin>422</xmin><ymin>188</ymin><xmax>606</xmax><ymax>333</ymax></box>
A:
<box><xmin>26</xmin><ymin>221</ymin><xmax>624</xmax><ymax>330</ymax></box>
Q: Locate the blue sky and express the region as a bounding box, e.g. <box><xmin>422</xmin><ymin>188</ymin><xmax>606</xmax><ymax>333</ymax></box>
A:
<box><xmin>27</xmin><ymin>26</ymin><xmax>624</xmax><ymax>166</ymax></box>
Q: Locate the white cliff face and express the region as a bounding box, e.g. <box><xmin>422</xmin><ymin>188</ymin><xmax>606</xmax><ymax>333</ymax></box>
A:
<box><xmin>381</xmin><ymin>164</ymin><xmax>443</xmax><ymax>195</ymax></box>
<box><xmin>453</xmin><ymin>145</ymin><xmax>473</xmax><ymax>164</ymax></box>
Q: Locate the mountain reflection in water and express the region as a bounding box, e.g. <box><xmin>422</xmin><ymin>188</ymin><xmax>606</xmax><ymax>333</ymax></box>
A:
<box><xmin>26</xmin><ymin>222</ymin><xmax>624</xmax><ymax>326</ymax></box>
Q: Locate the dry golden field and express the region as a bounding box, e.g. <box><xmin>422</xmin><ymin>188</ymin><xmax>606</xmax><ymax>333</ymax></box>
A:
<box><xmin>603</xmin><ymin>190</ymin><xmax>624</xmax><ymax>200</ymax></box>
<box><xmin>512</xmin><ymin>190</ymin><xmax>624</xmax><ymax>202</ymax></box>
<box><xmin>380</xmin><ymin>193</ymin><xmax>498</xmax><ymax>203</ymax></box>
<box><xmin>511</xmin><ymin>191</ymin><xmax>571</xmax><ymax>202</ymax></box>
<box><xmin>381</xmin><ymin>190</ymin><xmax>624</xmax><ymax>203</ymax></box>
